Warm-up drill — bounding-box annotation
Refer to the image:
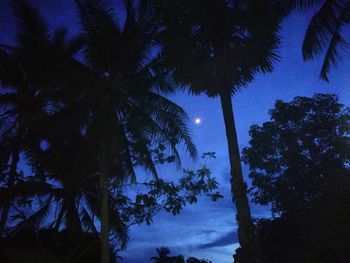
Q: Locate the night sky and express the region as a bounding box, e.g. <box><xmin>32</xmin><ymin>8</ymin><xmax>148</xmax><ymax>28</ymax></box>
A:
<box><xmin>1</xmin><ymin>1</ymin><xmax>350</xmax><ymax>262</ymax></box>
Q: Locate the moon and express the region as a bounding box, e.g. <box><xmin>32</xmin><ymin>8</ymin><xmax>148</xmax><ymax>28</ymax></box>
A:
<box><xmin>195</xmin><ymin>117</ymin><xmax>201</xmax><ymax>124</ymax></box>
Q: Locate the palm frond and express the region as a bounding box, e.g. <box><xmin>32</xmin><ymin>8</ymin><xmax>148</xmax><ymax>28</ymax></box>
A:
<box><xmin>303</xmin><ymin>0</ymin><xmax>339</xmax><ymax>60</ymax></box>
<box><xmin>120</xmin><ymin>55</ymin><xmax>174</xmax><ymax>95</ymax></box>
<box><xmin>65</xmin><ymin>34</ymin><xmax>86</xmax><ymax>57</ymax></box>
<box><xmin>52</xmin><ymin>27</ymin><xmax>69</xmax><ymax>52</ymax></box>
<box><xmin>109</xmin><ymin>208</ymin><xmax>128</xmax><ymax>250</ymax></box>
<box><xmin>0</xmin><ymin>49</ymin><xmax>26</xmax><ymax>90</ymax></box>
<box><xmin>118</xmin><ymin>131</ymin><xmax>137</xmax><ymax>183</ymax></box>
<box><xmin>125</xmin><ymin>124</ymin><xmax>158</xmax><ymax>177</ymax></box>
<box><xmin>75</xmin><ymin>0</ymin><xmax>120</xmax><ymax>72</ymax></box>
<box><xmin>53</xmin><ymin>205</ymin><xmax>65</xmax><ymax>231</ymax></box>
<box><xmin>319</xmin><ymin>31</ymin><xmax>348</xmax><ymax>81</ymax></box>
<box><xmin>11</xmin><ymin>0</ymin><xmax>49</xmax><ymax>49</ymax></box>
<box><xmin>145</xmin><ymin>92</ymin><xmax>197</xmax><ymax>158</ymax></box>
<box><xmin>290</xmin><ymin>0</ymin><xmax>325</xmax><ymax>10</ymax></box>
<box><xmin>0</xmin><ymin>93</ymin><xmax>18</xmax><ymax>109</ymax></box>
<box><xmin>302</xmin><ymin>0</ymin><xmax>350</xmax><ymax>80</ymax></box>
<box><xmin>81</xmin><ymin>206</ymin><xmax>98</xmax><ymax>233</ymax></box>
<box><xmin>13</xmin><ymin>180</ymin><xmax>61</xmax><ymax>199</ymax></box>
<box><xmin>13</xmin><ymin>196</ymin><xmax>52</xmax><ymax>231</ymax></box>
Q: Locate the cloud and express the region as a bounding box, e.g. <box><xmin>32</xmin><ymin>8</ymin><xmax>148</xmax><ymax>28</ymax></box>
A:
<box><xmin>196</xmin><ymin>230</ymin><xmax>239</xmax><ymax>249</ymax></box>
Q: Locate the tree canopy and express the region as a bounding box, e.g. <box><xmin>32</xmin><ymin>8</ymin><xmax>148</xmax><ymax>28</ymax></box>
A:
<box><xmin>243</xmin><ymin>93</ymin><xmax>350</xmax><ymax>262</ymax></box>
<box><xmin>243</xmin><ymin>93</ymin><xmax>350</xmax><ymax>215</ymax></box>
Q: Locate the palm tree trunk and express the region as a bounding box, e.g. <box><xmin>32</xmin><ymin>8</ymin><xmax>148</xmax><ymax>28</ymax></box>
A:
<box><xmin>0</xmin><ymin>142</ymin><xmax>20</xmax><ymax>237</ymax></box>
<box><xmin>219</xmin><ymin>92</ymin><xmax>260</xmax><ymax>263</ymax></box>
<box><xmin>99</xmin><ymin>154</ymin><xmax>110</xmax><ymax>263</ymax></box>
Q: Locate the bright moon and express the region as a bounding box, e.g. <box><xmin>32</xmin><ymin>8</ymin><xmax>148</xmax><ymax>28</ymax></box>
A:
<box><xmin>195</xmin><ymin>118</ymin><xmax>201</xmax><ymax>124</ymax></box>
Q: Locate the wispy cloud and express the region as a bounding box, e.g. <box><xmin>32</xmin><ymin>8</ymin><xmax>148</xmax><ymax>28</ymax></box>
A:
<box><xmin>197</xmin><ymin>231</ymin><xmax>238</xmax><ymax>249</ymax></box>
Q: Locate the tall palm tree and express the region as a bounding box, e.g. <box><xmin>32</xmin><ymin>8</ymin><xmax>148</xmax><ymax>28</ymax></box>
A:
<box><xmin>151</xmin><ymin>0</ymin><xmax>283</xmax><ymax>261</ymax></box>
<box><xmin>74</xmin><ymin>1</ymin><xmax>196</xmax><ymax>262</ymax></box>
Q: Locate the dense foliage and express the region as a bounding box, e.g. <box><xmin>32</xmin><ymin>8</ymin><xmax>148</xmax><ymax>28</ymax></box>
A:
<box><xmin>243</xmin><ymin>94</ymin><xmax>350</xmax><ymax>262</ymax></box>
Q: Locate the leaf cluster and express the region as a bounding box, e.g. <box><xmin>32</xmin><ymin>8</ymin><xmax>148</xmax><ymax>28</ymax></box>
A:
<box><xmin>243</xmin><ymin>93</ymin><xmax>350</xmax><ymax>214</ymax></box>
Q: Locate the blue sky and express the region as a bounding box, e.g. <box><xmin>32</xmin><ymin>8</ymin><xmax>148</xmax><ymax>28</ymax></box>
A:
<box><xmin>1</xmin><ymin>1</ymin><xmax>350</xmax><ymax>262</ymax></box>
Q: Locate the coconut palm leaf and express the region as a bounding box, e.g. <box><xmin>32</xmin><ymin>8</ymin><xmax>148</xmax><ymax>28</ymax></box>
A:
<box><xmin>302</xmin><ymin>0</ymin><xmax>350</xmax><ymax>81</ymax></box>
<box><xmin>13</xmin><ymin>196</ymin><xmax>52</xmax><ymax>231</ymax></box>
<box><xmin>13</xmin><ymin>180</ymin><xmax>61</xmax><ymax>200</ymax></box>
<box><xmin>75</xmin><ymin>0</ymin><xmax>120</xmax><ymax>74</ymax></box>
<box><xmin>290</xmin><ymin>0</ymin><xmax>325</xmax><ymax>10</ymax></box>
<box><xmin>81</xmin><ymin>206</ymin><xmax>98</xmax><ymax>233</ymax></box>
<box><xmin>109</xmin><ymin>208</ymin><xmax>128</xmax><ymax>249</ymax></box>
<box><xmin>11</xmin><ymin>0</ymin><xmax>49</xmax><ymax>50</ymax></box>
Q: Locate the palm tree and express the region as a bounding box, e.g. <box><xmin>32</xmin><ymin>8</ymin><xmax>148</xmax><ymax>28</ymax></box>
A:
<box><xmin>151</xmin><ymin>0</ymin><xmax>283</xmax><ymax>261</ymax></box>
<box><xmin>0</xmin><ymin>0</ymin><xmax>83</xmax><ymax>236</ymax></box>
<box><xmin>151</xmin><ymin>247</ymin><xmax>172</xmax><ymax>263</ymax></box>
<box><xmin>74</xmin><ymin>1</ymin><xmax>196</xmax><ymax>262</ymax></box>
<box><xmin>0</xmin><ymin>5</ymin><xmax>105</xmax><ymax>262</ymax></box>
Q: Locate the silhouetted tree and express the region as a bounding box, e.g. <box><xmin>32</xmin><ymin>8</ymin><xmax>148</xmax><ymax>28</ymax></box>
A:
<box><xmin>74</xmin><ymin>0</ymin><xmax>198</xmax><ymax>261</ymax></box>
<box><xmin>243</xmin><ymin>93</ymin><xmax>350</xmax><ymax>214</ymax></box>
<box><xmin>186</xmin><ymin>257</ymin><xmax>213</xmax><ymax>263</ymax></box>
<box><xmin>0</xmin><ymin>0</ymin><xmax>84</xmax><ymax>236</ymax></box>
<box><xmin>151</xmin><ymin>247</ymin><xmax>212</xmax><ymax>263</ymax></box>
<box><xmin>151</xmin><ymin>247</ymin><xmax>173</xmax><ymax>263</ymax></box>
<box><xmin>243</xmin><ymin>93</ymin><xmax>350</xmax><ymax>262</ymax></box>
<box><xmin>149</xmin><ymin>1</ymin><xmax>284</xmax><ymax>261</ymax></box>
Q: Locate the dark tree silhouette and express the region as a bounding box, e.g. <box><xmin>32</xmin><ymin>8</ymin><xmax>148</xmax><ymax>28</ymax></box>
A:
<box><xmin>73</xmin><ymin>1</ymin><xmax>197</xmax><ymax>261</ymax></box>
<box><xmin>0</xmin><ymin>0</ymin><xmax>84</xmax><ymax>236</ymax></box>
<box><xmin>243</xmin><ymin>93</ymin><xmax>350</xmax><ymax>214</ymax></box>
<box><xmin>242</xmin><ymin>93</ymin><xmax>350</xmax><ymax>262</ymax></box>
<box><xmin>150</xmin><ymin>1</ymin><xmax>284</xmax><ymax>261</ymax></box>
<box><xmin>186</xmin><ymin>257</ymin><xmax>213</xmax><ymax>263</ymax></box>
<box><xmin>151</xmin><ymin>247</ymin><xmax>212</xmax><ymax>263</ymax></box>
<box><xmin>151</xmin><ymin>247</ymin><xmax>173</xmax><ymax>263</ymax></box>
